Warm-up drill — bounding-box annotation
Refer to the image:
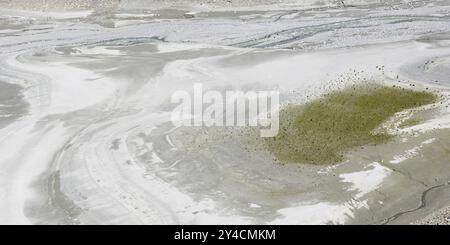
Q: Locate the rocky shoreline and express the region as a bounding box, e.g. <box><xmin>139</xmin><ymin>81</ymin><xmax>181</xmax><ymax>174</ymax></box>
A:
<box><xmin>417</xmin><ymin>206</ymin><xmax>450</xmax><ymax>225</ymax></box>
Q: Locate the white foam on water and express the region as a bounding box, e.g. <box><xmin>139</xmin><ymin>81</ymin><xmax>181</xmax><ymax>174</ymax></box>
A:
<box><xmin>271</xmin><ymin>199</ymin><xmax>368</xmax><ymax>225</ymax></box>
<box><xmin>389</xmin><ymin>138</ymin><xmax>436</xmax><ymax>164</ymax></box>
<box><xmin>340</xmin><ymin>162</ymin><xmax>392</xmax><ymax>199</ymax></box>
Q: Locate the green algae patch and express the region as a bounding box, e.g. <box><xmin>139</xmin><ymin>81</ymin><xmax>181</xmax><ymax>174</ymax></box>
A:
<box><xmin>399</xmin><ymin>117</ymin><xmax>423</xmax><ymax>128</ymax></box>
<box><xmin>265</xmin><ymin>85</ymin><xmax>437</xmax><ymax>165</ymax></box>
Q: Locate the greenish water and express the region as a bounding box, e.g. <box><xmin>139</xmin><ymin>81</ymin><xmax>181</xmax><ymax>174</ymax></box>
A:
<box><xmin>265</xmin><ymin>85</ymin><xmax>437</xmax><ymax>165</ymax></box>
<box><xmin>399</xmin><ymin>117</ymin><xmax>423</xmax><ymax>128</ymax></box>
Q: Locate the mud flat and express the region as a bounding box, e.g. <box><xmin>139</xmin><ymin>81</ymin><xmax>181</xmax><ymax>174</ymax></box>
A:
<box><xmin>4</xmin><ymin>39</ymin><xmax>450</xmax><ymax>225</ymax></box>
<box><xmin>0</xmin><ymin>1</ymin><xmax>450</xmax><ymax>225</ymax></box>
